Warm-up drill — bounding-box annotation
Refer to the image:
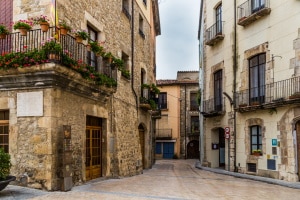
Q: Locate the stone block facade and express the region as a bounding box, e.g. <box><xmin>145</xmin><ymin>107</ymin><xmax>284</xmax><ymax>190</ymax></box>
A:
<box><xmin>0</xmin><ymin>0</ymin><xmax>160</xmax><ymax>190</ymax></box>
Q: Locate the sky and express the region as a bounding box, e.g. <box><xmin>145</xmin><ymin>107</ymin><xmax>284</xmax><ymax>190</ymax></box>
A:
<box><xmin>156</xmin><ymin>0</ymin><xmax>200</xmax><ymax>80</ymax></box>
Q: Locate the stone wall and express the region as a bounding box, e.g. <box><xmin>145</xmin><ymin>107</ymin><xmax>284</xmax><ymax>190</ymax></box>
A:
<box><xmin>6</xmin><ymin>0</ymin><xmax>158</xmax><ymax>190</ymax></box>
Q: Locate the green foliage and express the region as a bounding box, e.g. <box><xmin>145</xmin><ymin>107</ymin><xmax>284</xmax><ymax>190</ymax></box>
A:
<box><xmin>59</xmin><ymin>20</ymin><xmax>71</xmax><ymax>31</ymax></box>
<box><xmin>0</xmin><ymin>24</ymin><xmax>10</xmax><ymax>34</ymax></box>
<box><xmin>0</xmin><ymin>148</ymin><xmax>11</xmax><ymax>180</ymax></box>
<box><xmin>73</xmin><ymin>29</ymin><xmax>89</xmax><ymax>40</ymax></box>
<box><xmin>89</xmin><ymin>41</ymin><xmax>104</xmax><ymax>56</ymax></box>
<box><xmin>149</xmin><ymin>99</ymin><xmax>157</xmax><ymax>110</ymax></box>
<box><xmin>41</xmin><ymin>38</ymin><xmax>62</xmax><ymax>54</ymax></box>
<box><xmin>13</xmin><ymin>19</ymin><xmax>33</xmax><ymax>30</ymax></box>
<box><xmin>142</xmin><ymin>83</ymin><xmax>160</xmax><ymax>94</ymax></box>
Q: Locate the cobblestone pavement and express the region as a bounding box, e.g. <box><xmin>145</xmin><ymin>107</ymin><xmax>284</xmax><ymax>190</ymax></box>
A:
<box><xmin>1</xmin><ymin>159</ymin><xmax>300</xmax><ymax>200</ymax></box>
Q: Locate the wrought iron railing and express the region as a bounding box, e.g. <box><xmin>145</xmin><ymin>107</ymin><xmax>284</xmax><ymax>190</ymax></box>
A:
<box><xmin>140</xmin><ymin>87</ymin><xmax>159</xmax><ymax>110</ymax></box>
<box><xmin>205</xmin><ymin>21</ymin><xmax>224</xmax><ymax>43</ymax></box>
<box><xmin>202</xmin><ymin>97</ymin><xmax>225</xmax><ymax>114</ymax></box>
<box><xmin>237</xmin><ymin>0</ymin><xmax>270</xmax><ymax>20</ymax></box>
<box><xmin>156</xmin><ymin>129</ymin><xmax>172</xmax><ymax>139</ymax></box>
<box><xmin>0</xmin><ymin>27</ymin><xmax>116</xmax><ymax>81</ymax></box>
<box><xmin>235</xmin><ymin>76</ymin><xmax>300</xmax><ymax>108</ymax></box>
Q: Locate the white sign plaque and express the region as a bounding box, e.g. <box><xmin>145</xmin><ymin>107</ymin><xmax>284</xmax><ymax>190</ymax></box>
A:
<box><xmin>17</xmin><ymin>91</ymin><xmax>43</xmax><ymax>117</ymax></box>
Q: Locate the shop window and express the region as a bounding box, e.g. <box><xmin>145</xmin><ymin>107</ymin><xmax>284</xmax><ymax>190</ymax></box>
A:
<box><xmin>0</xmin><ymin>110</ymin><xmax>9</xmax><ymax>153</ymax></box>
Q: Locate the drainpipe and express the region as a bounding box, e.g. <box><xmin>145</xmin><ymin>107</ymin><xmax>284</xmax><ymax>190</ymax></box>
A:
<box><xmin>184</xmin><ymin>84</ymin><xmax>187</xmax><ymax>159</ymax></box>
<box><xmin>131</xmin><ymin>0</ymin><xmax>138</xmax><ymax>113</ymax></box>
<box><xmin>233</xmin><ymin>0</ymin><xmax>237</xmax><ymax>172</ymax></box>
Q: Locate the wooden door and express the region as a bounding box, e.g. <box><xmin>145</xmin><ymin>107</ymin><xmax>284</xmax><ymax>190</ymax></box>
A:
<box><xmin>296</xmin><ymin>121</ymin><xmax>300</xmax><ymax>181</ymax></box>
<box><xmin>85</xmin><ymin>127</ymin><xmax>102</xmax><ymax>181</ymax></box>
<box><xmin>139</xmin><ymin>128</ymin><xmax>145</xmax><ymax>168</ymax></box>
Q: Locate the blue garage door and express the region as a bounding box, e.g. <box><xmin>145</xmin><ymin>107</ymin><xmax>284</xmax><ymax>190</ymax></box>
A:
<box><xmin>163</xmin><ymin>142</ymin><xmax>174</xmax><ymax>159</ymax></box>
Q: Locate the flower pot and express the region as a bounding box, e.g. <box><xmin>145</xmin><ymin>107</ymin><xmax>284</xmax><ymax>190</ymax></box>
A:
<box><xmin>86</xmin><ymin>44</ymin><xmax>91</xmax><ymax>51</ymax></box>
<box><xmin>18</xmin><ymin>27</ymin><xmax>28</xmax><ymax>36</ymax></box>
<box><xmin>75</xmin><ymin>36</ymin><xmax>83</xmax><ymax>43</ymax></box>
<box><xmin>40</xmin><ymin>22</ymin><xmax>49</xmax><ymax>32</ymax></box>
<box><xmin>48</xmin><ymin>53</ymin><xmax>60</xmax><ymax>60</ymax></box>
<box><xmin>60</xmin><ymin>27</ymin><xmax>68</xmax><ymax>35</ymax></box>
<box><xmin>0</xmin><ymin>176</ymin><xmax>16</xmax><ymax>191</ymax></box>
<box><xmin>0</xmin><ymin>33</ymin><xmax>7</xmax><ymax>39</ymax></box>
<box><xmin>252</xmin><ymin>152</ymin><xmax>261</xmax><ymax>156</ymax></box>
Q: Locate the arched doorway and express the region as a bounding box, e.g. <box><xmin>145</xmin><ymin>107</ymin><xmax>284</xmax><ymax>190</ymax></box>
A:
<box><xmin>187</xmin><ymin>140</ymin><xmax>199</xmax><ymax>159</ymax></box>
<box><xmin>138</xmin><ymin>124</ymin><xmax>145</xmax><ymax>169</ymax></box>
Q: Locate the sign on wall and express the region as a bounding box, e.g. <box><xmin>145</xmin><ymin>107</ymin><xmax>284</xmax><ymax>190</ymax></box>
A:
<box><xmin>17</xmin><ymin>91</ymin><xmax>43</xmax><ymax>117</ymax></box>
<box><xmin>224</xmin><ymin>127</ymin><xmax>230</xmax><ymax>139</ymax></box>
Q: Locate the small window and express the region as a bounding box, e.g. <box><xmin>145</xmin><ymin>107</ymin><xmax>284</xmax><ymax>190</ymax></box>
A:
<box><xmin>122</xmin><ymin>0</ymin><xmax>131</xmax><ymax>20</ymax></box>
<box><xmin>191</xmin><ymin>116</ymin><xmax>199</xmax><ymax>134</ymax></box>
<box><xmin>190</xmin><ymin>92</ymin><xmax>198</xmax><ymax>111</ymax></box>
<box><xmin>139</xmin><ymin>15</ymin><xmax>145</xmax><ymax>39</ymax></box>
<box><xmin>215</xmin><ymin>4</ymin><xmax>222</xmax><ymax>34</ymax></box>
<box><xmin>122</xmin><ymin>52</ymin><xmax>129</xmax><ymax>71</ymax></box>
<box><xmin>250</xmin><ymin>125</ymin><xmax>262</xmax><ymax>154</ymax></box>
<box><xmin>143</xmin><ymin>0</ymin><xmax>147</xmax><ymax>6</ymax></box>
<box><xmin>158</xmin><ymin>93</ymin><xmax>167</xmax><ymax>109</ymax></box>
<box><xmin>0</xmin><ymin>110</ymin><xmax>9</xmax><ymax>153</ymax></box>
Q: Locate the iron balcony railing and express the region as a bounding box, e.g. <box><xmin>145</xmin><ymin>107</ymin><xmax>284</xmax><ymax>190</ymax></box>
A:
<box><xmin>156</xmin><ymin>129</ymin><xmax>172</xmax><ymax>139</ymax></box>
<box><xmin>202</xmin><ymin>97</ymin><xmax>226</xmax><ymax>117</ymax></box>
<box><xmin>237</xmin><ymin>0</ymin><xmax>271</xmax><ymax>23</ymax></box>
<box><xmin>0</xmin><ymin>27</ymin><xmax>117</xmax><ymax>81</ymax></box>
<box><xmin>140</xmin><ymin>87</ymin><xmax>159</xmax><ymax>110</ymax></box>
<box><xmin>205</xmin><ymin>21</ymin><xmax>224</xmax><ymax>46</ymax></box>
<box><xmin>235</xmin><ymin>76</ymin><xmax>300</xmax><ymax>109</ymax></box>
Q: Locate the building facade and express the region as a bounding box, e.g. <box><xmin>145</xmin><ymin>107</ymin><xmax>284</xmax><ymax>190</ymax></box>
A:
<box><xmin>0</xmin><ymin>0</ymin><xmax>160</xmax><ymax>190</ymax></box>
<box><xmin>156</xmin><ymin>71</ymin><xmax>200</xmax><ymax>160</ymax></box>
<box><xmin>199</xmin><ymin>0</ymin><xmax>300</xmax><ymax>182</ymax></box>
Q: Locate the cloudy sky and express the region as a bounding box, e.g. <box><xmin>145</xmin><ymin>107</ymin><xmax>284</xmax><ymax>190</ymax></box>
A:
<box><xmin>156</xmin><ymin>0</ymin><xmax>200</xmax><ymax>80</ymax></box>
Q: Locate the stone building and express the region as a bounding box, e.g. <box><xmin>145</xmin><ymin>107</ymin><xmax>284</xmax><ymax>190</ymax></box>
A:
<box><xmin>199</xmin><ymin>0</ymin><xmax>300</xmax><ymax>182</ymax></box>
<box><xmin>156</xmin><ymin>71</ymin><xmax>200</xmax><ymax>160</ymax></box>
<box><xmin>0</xmin><ymin>0</ymin><xmax>160</xmax><ymax>191</ymax></box>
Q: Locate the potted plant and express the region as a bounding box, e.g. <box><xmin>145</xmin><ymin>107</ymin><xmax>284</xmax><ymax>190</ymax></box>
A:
<box><xmin>31</xmin><ymin>15</ymin><xmax>50</xmax><ymax>32</ymax></box>
<box><xmin>89</xmin><ymin>41</ymin><xmax>104</xmax><ymax>56</ymax></box>
<box><xmin>73</xmin><ymin>29</ymin><xmax>89</xmax><ymax>43</ymax></box>
<box><xmin>252</xmin><ymin>149</ymin><xmax>262</xmax><ymax>156</ymax></box>
<box><xmin>0</xmin><ymin>24</ymin><xmax>10</xmax><ymax>39</ymax></box>
<box><xmin>13</xmin><ymin>19</ymin><xmax>33</xmax><ymax>36</ymax></box>
<box><xmin>41</xmin><ymin>37</ymin><xmax>62</xmax><ymax>60</ymax></box>
<box><xmin>0</xmin><ymin>148</ymin><xmax>16</xmax><ymax>191</ymax></box>
<box><xmin>59</xmin><ymin>20</ymin><xmax>71</xmax><ymax>35</ymax></box>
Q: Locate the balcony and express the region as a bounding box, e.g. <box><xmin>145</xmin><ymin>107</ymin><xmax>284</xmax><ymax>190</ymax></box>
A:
<box><xmin>235</xmin><ymin>76</ymin><xmax>300</xmax><ymax>113</ymax></box>
<box><xmin>156</xmin><ymin>129</ymin><xmax>172</xmax><ymax>139</ymax></box>
<box><xmin>237</xmin><ymin>0</ymin><xmax>271</xmax><ymax>27</ymax></box>
<box><xmin>201</xmin><ymin>97</ymin><xmax>226</xmax><ymax>118</ymax></box>
<box><xmin>205</xmin><ymin>21</ymin><xmax>224</xmax><ymax>46</ymax></box>
<box><xmin>140</xmin><ymin>85</ymin><xmax>159</xmax><ymax>111</ymax></box>
<box><xmin>0</xmin><ymin>27</ymin><xmax>118</xmax><ymax>100</ymax></box>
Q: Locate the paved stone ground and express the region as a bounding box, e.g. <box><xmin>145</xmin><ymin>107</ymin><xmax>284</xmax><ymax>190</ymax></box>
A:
<box><xmin>1</xmin><ymin>159</ymin><xmax>300</xmax><ymax>200</ymax></box>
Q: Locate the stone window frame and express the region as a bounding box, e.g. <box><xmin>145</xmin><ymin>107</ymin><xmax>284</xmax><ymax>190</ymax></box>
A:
<box><xmin>208</xmin><ymin>61</ymin><xmax>224</xmax><ymax>100</ymax></box>
<box><xmin>240</xmin><ymin>42</ymin><xmax>271</xmax><ymax>91</ymax></box>
<box><xmin>245</xmin><ymin>118</ymin><xmax>265</xmax><ymax>156</ymax></box>
<box><xmin>122</xmin><ymin>0</ymin><xmax>131</xmax><ymax>20</ymax></box>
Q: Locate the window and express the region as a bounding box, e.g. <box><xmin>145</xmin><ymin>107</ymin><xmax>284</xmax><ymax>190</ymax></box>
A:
<box><xmin>249</xmin><ymin>54</ymin><xmax>265</xmax><ymax>104</ymax></box>
<box><xmin>143</xmin><ymin>0</ymin><xmax>147</xmax><ymax>6</ymax></box>
<box><xmin>139</xmin><ymin>15</ymin><xmax>145</xmax><ymax>39</ymax></box>
<box><xmin>216</xmin><ymin>4</ymin><xmax>222</xmax><ymax>34</ymax></box>
<box><xmin>190</xmin><ymin>92</ymin><xmax>198</xmax><ymax>111</ymax></box>
<box><xmin>122</xmin><ymin>52</ymin><xmax>129</xmax><ymax>71</ymax></box>
<box><xmin>214</xmin><ymin>70</ymin><xmax>223</xmax><ymax>111</ymax></box>
<box><xmin>250</xmin><ymin>125</ymin><xmax>262</xmax><ymax>153</ymax></box>
<box><xmin>251</xmin><ymin>0</ymin><xmax>265</xmax><ymax>13</ymax></box>
<box><xmin>0</xmin><ymin>110</ymin><xmax>9</xmax><ymax>153</ymax></box>
<box><xmin>87</xmin><ymin>26</ymin><xmax>98</xmax><ymax>70</ymax></box>
<box><xmin>191</xmin><ymin>116</ymin><xmax>199</xmax><ymax>134</ymax></box>
<box><xmin>122</xmin><ymin>0</ymin><xmax>131</xmax><ymax>20</ymax></box>
<box><xmin>158</xmin><ymin>93</ymin><xmax>167</xmax><ymax>109</ymax></box>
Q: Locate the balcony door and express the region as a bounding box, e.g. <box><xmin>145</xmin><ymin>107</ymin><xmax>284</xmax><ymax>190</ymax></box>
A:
<box><xmin>214</xmin><ymin>70</ymin><xmax>223</xmax><ymax>112</ymax></box>
<box><xmin>249</xmin><ymin>54</ymin><xmax>265</xmax><ymax>104</ymax></box>
<box><xmin>251</xmin><ymin>0</ymin><xmax>265</xmax><ymax>13</ymax></box>
<box><xmin>215</xmin><ymin>4</ymin><xmax>222</xmax><ymax>34</ymax></box>
<box><xmin>87</xmin><ymin>26</ymin><xmax>98</xmax><ymax>70</ymax></box>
